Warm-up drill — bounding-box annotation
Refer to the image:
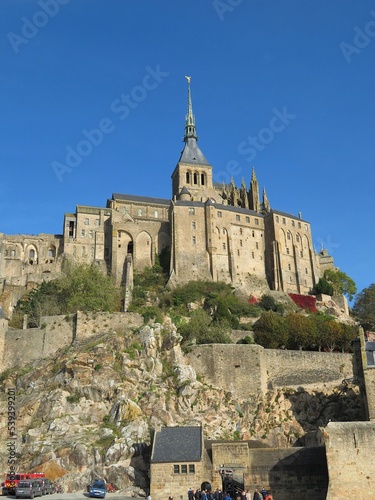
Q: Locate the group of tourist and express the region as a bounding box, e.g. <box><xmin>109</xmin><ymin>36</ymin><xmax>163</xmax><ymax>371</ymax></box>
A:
<box><xmin>184</xmin><ymin>486</ymin><xmax>273</xmax><ymax>500</ymax></box>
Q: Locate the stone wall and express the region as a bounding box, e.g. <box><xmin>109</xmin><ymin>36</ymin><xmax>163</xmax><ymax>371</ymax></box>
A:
<box><xmin>188</xmin><ymin>344</ymin><xmax>353</xmax><ymax>399</ymax></box>
<box><xmin>321</xmin><ymin>422</ymin><xmax>375</xmax><ymax>500</ymax></box>
<box><xmin>1</xmin><ymin>312</ymin><xmax>144</xmax><ymax>371</ymax></box>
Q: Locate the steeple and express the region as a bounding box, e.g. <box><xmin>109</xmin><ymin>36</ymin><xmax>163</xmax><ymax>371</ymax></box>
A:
<box><xmin>262</xmin><ymin>186</ymin><xmax>270</xmax><ymax>213</ymax></box>
<box><xmin>177</xmin><ymin>77</ymin><xmax>210</xmax><ymax>166</ymax></box>
<box><xmin>184</xmin><ymin>76</ymin><xmax>198</xmax><ymax>141</ymax></box>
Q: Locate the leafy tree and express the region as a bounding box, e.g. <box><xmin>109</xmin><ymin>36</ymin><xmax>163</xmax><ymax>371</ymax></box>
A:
<box><xmin>259</xmin><ymin>294</ymin><xmax>284</xmax><ymax>313</ymax></box>
<box><xmin>323</xmin><ymin>269</ymin><xmax>356</xmax><ymax>301</ymax></box>
<box><xmin>352</xmin><ymin>284</ymin><xmax>375</xmax><ymax>331</ymax></box>
<box><xmin>285</xmin><ymin>313</ymin><xmax>316</xmax><ymax>350</ymax></box>
<box><xmin>315</xmin><ymin>277</ymin><xmax>334</xmax><ymax>296</ymax></box>
<box><xmin>56</xmin><ymin>262</ymin><xmax>121</xmax><ymax>313</ymax></box>
<box><xmin>253</xmin><ymin>311</ymin><xmax>288</xmax><ymax>349</ymax></box>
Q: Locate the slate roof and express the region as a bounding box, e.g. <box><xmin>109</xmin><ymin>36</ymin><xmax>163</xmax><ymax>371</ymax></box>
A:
<box><xmin>111</xmin><ymin>193</ymin><xmax>170</xmax><ymax>206</ymax></box>
<box><xmin>178</xmin><ymin>138</ymin><xmax>211</xmax><ymax>166</ymax></box>
<box><xmin>151</xmin><ymin>426</ymin><xmax>202</xmax><ymax>463</ymax></box>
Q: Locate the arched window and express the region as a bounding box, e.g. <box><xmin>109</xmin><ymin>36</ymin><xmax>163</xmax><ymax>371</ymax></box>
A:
<box><xmin>29</xmin><ymin>249</ymin><xmax>35</xmax><ymax>259</ymax></box>
<box><xmin>193</xmin><ymin>172</ymin><xmax>198</xmax><ymax>184</ymax></box>
<box><xmin>201</xmin><ymin>173</ymin><xmax>205</xmax><ymax>185</ymax></box>
<box><xmin>186</xmin><ymin>172</ymin><xmax>190</xmax><ymax>184</ymax></box>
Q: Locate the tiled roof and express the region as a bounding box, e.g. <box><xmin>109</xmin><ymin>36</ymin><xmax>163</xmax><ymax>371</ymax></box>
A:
<box><xmin>151</xmin><ymin>426</ymin><xmax>202</xmax><ymax>463</ymax></box>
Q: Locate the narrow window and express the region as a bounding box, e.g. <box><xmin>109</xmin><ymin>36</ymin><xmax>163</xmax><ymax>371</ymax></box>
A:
<box><xmin>240</xmin><ymin>228</ymin><xmax>243</xmax><ymax>235</ymax></box>
<box><xmin>186</xmin><ymin>172</ymin><xmax>190</xmax><ymax>184</ymax></box>
<box><xmin>252</xmin><ymin>230</ymin><xmax>255</xmax><ymax>237</ymax></box>
<box><xmin>192</xmin><ymin>236</ymin><xmax>196</xmax><ymax>245</ymax></box>
<box><xmin>296</xmin><ymin>234</ymin><xmax>300</xmax><ymax>242</ymax></box>
<box><xmin>173</xmin><ymin>465</ymin><xmax>180</xmax><ymax>474</ymax></box>
<box><xmin>237</xmin><ymin>249</ymin><xmax>240</xmax><ymax>256</ymax></box>
<box><xmin>240</xmin><ymin>240</ymin><xmax>243</xmax><ymax>247</ymax></box>
<box><xmin>181</xmin><ymin>465</ymin><xmax>187</xmax><ymax>474</ymax></box>
<box><xmin>300</xmin><ymin>250</ymin><xmax>303</xmax><ymax>257</ymax></box>
<box><xmin>189</xmin><ymin>208</ymin><xmax>195</xmax><ymax>215</ymax></box>
<box><xmin>89</xmin><ymin>230</ymin><xmax>93</xmax><ymax>238</ymax></box>
<box><xmin>217</xmin><ymin>211</ymin><xmax>222</xmax><ymax>218</ymax></box>
<box><xmin>255</xmin><ymin>218</ymin><xmax>259</xmax><ymax>225</ymax></box>
<box><xmin>245</xmin><ymin>216</ymin><xmax>250</xmax><ymax>223</ymax></box>
<box><xmin>138</xmin><ymin>209</ymin><xmax>142</xmax><ymax>216</ymax></box>
<box><xmin>282</xmin><ymin>218</ymin><xmax>286</xmax><ymax>224</ymax></box>
<box><xmin>288</xmin><ymin>264</ymin><xmax>291</xmax><ymax>270</ymax></box>
<box><xmin>236</xmin><ymin>215</ymin><xmax>240</xmax><ymax>221</ymax></box>
<box><xmin>305</xmin><ymin>268</ymin><xmax>308</xmax><ymax>274</ymax></box>
<box><xmin>305</xmin><ymin>224</ymin><xmax>308</xmax><ymax>230</ymax></box>
<box><xmin>201</xmin><ymin>173</ymin><xmax>205</xmax><ymax>185</ymax></box>
<box><xmin>81</xmin><ymin>229</ymin><xmax>85</xmax><ymax>237</ymax></box>
<box><xmin>256</xmin><ymin>242</ymin><xmax>259</xmax><ymax>249</ymax></box>
<box><xmin>193</xmin><ymin>172</ymin><xmax>198</xmax><ymax>184</ymax></box>
<box><xmin>286</xmin><ymin>247</ymin><xmax>290</xmax><ymax>255</ymax></box>
<box><xmin>291</xmin><ymin>220</ymin><xmax>295</xmax><ymax>227</ymax></box>
<box><xmin>287</xmin><ymin>232</ymin><xmax>291</xmax><ymax>240</ymax></box>
<box><xmin>275</xmin><ymin>216</ymin><xmax>279</xmax><ymax>223</ymax></box>
<box><xmin>222</xmin><ymin>242</ymin><xmax>226</xmax><ymax>250</ymax></box>
<box><xmin>84</xmin><ymin>218</ymin><xmax>89</xmax><ymax>225</ymax></box>
<box><xmin>189</xmin><ymin>465</ymin><xmax>195</xmax><ymax>474</ymax></box>
<box><xmin>252</xmin><ymin>251</ymin><xmax>255</xmax><ymax>258</ymax></box>
<box><xmin>154</xmin><ymin>210</ymin><xmax>158</xmax><ymax>218</ymax></box>
<box><xmin>95</xmin><ymin>219</ymin><xmax>100</xmax><ymax>226</ymax></box>
<box><xmin>192</xmin><ymin>221</ymin><xmax>196</xmax><ymax>230</ymax></box>
<box><xmin>298</xmin><ymin>222</ymin><xmax>301</xmax><ymax>228</ymax></box>
<box><xmin>29</xmin><ymin>249</ymin><xmax>35</xmax><ymax>259</ymax></box>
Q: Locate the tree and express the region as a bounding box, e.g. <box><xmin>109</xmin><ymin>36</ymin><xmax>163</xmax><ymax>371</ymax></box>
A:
<box><xmin>352</xmin><ymin>284</ymin><xmax>375</xmax><ymax>331</ymax></box>
<box><xmin>253</xmin><ymin>311</ymin><xmax>288</xmax><ymax>349</ymax></box>
<box><xmin>323</xmin><ymin>269</ymin><xmax>356</xmax><ymax>301</ymax></box>
<box><xmin>56</xmin><ymin>262</ymin><xmax>121</xmax><ymax>313</ymax></box>
<box><xmin>314</xmin><ymin>277</ymin><xmax>334</xmax><ymax>296</ymax></box>
<box><xmin>285</xmin><ymin>313</ymin><xmax>316</xmax><ymax>350</ymax></box>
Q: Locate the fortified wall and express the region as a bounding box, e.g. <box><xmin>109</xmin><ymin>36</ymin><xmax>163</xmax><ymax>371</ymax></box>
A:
<box><xmin>187</xmin><ymin>344</ymin><xmax>353</xmax><ymax>399</ymax></box>
<box><xmin>0</xmin><ymin>312</ymin><xmax>144</xmax><ymax>371</ymax></box>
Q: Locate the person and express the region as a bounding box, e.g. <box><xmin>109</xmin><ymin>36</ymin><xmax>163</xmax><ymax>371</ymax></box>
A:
<box><xmin>168</xmin><ymin>496</ymin><xmax>173</xmax><ymax>500</ymax></box>
<box><xmin>253</xmin><ymin>490</ymin><xmax>262</xmax><ymax>500</ymax></box>
<box><xmin>241</xmin><ymin>491</ymin><xmax>246</xmax><ymax>500</ymax></box>
<box><xmin>224</xmin><ymin>492</ymin><xmax>231</xmax><ymax>500</ymax></box>
<box><xmin>195</xmin><ymin>489</ymin><xmax>201</xmax><ymax>500</ymax></box>
<box><xmin>246</xmin><ymin>490</ymin><xmax>251</xmax><ymax>500</ymax></box>
<box><xmin>188</xmin><ymin>489</ymin><xmax>195</xmax><ymax>500</ymax></box>
<box><xmin>201</xmin><ymin>490</ymin><xmax>207</xmax><ymax>500</ymax></box>
<box><xmin>260</xmin><ymin>488</ymin><xmax>267</xmax><ymax>500</ymax></box>
<box><xmin>264</xmin><ymin>493</ymin><xmax>273</xmax><ymax>500</ymax></box>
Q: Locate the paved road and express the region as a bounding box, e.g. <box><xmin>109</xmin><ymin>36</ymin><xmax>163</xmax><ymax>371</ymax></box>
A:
<box><xmin>2</xmin><ymin>495</ymin><xmax>135</xmax><ymax>500</ymax></box>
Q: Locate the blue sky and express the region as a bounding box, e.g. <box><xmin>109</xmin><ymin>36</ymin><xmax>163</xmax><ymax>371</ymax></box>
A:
<box><xmin>1</xmin><ymin>0</ymin><xmax>374</xmax><ymax>299</ymax></box>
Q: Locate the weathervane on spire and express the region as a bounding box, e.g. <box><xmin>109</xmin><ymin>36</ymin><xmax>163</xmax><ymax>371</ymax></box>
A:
<box><xmin>185</xmin><ymin>76</ymin><xmax>191</xmax><ymax>84</ymax></box>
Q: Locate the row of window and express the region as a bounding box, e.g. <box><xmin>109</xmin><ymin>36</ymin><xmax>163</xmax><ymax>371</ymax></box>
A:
<box><xmin>276</xmin><ymin>215</ymin><xmax>308</xmax><ymax>230</ymax></box>
<box><xmin>5</xmin><ymin>249</ymin><xmax>55</xmax><ymax>258</ymax></box>
<box><xmin>287</xmin><ymin>263</ymin><xmax>309</xmax><ymax>274</ymax></box>
<box><xmin>285</xmin><ymin>248</ymin><xmax>304</xmax><ymax>258</ymax></box>
<box><xmin>83</xmin><ymin>218</ymin><xmax>100</xmax><ymax>226</ymax></box>
<box><xmin>186</xmin><ymin>171</ymin><xmax>206</xmax><ymax>186</ymax></box>
<box><xmin>81</xmin><ymin>230</ymin><xmax>95</xmax><ymax>238</ymax></box>
<box><xmin>217</xmin><ymin>212</ymin><xmax>260</xmax><ymax>225</ymax></box>
<box><xmin>173</xmin><ymin>464</ymin><xmax>195</xmax><ymax>474</ymax></box>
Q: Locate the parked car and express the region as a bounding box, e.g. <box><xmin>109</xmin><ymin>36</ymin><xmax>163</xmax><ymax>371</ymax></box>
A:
<box><xmin>42</xmin><ymin>478</ymin><xmax>54</xmax><ymax>495</ymax></box>
<box><xmin>15</xmin><ymin>480</ymin><xmax>43</xmax><ymax>499</ymax></box>
<box><xmin>89</xmin><ymin>479</ymin><xmax>106</xmax><ymax>498</ymax></box>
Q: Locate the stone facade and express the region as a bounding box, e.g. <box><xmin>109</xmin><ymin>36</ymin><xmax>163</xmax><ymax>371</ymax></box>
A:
<box><xmin>0</xmin><ymin>80</ymin><xmax>334</xmax><ymax>316</ymax></box>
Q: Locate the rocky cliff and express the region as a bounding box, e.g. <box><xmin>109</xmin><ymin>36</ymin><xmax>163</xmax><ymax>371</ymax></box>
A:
<box><xmin>0</xmin><ymin>320</ymin><xmax>362</xmax><ymax>495</ymax></box>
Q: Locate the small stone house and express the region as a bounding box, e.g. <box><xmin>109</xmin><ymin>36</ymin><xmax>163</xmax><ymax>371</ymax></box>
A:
<box><xmin>150</xmin><ymin>426</ymin><xmax>209</xmax><ymax>500</ymax></box>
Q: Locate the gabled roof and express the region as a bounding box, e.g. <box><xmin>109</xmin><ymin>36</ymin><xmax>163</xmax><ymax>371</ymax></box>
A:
<box><xmin>151</xmin><ymin>426</ymin><xmax>202</xmax><ymax>463</ymax></box>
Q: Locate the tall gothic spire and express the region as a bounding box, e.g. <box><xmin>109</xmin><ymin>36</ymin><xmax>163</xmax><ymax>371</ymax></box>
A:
<box><xmin>184</xmin><ymin>76</ymin><xmax>198</xmax><ymax>141</ymax></box>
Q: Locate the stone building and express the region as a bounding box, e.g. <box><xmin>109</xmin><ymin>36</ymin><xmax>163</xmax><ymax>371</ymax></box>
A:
<box><xmin>0</xmin><ymin>79</ymin><xmax>334</xmax><ymax>315</ymax></box>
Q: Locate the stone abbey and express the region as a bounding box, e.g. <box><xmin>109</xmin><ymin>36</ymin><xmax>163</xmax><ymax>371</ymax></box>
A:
<box><xmin>0</xmin><ymin>79</ymin><xmax>334</xmax><ymax>311</ymax></box>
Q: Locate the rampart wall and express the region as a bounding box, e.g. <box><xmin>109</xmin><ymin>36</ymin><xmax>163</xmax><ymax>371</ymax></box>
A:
<box><xmin>188</xmin><ymin>344</ymin><xmax>353</xmax><ymax>399</ymax></box>
<box><xmin>0</xmin><ymin>312</ymin><xmax>143</xmax><ymax>371</ymax></box>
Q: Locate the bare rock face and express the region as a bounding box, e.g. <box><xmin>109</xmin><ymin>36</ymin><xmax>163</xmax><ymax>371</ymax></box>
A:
<box><xmin>0</xmin><ymin>318</ymin><xmax>362</xmax><ymax>495</ymax></box>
